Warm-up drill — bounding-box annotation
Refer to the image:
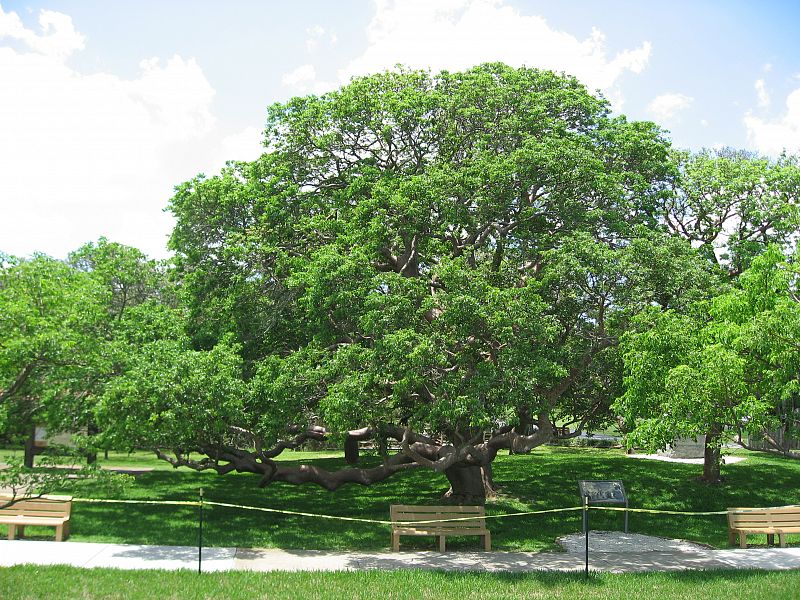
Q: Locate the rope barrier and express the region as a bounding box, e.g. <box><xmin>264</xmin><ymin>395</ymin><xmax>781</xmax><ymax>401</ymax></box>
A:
<box><xmin>205</xmin><ymin>500</ymin><xmax>393</xmax><ymax>524</ymax></box>
<box><xmin>73</xmin><ymin>498</ymin><xmax>200</xmax><ymax>507</ymax></box>
<box><xmin>71</xmin><ymin>496</ymin><xmax>779</xmax><ymax>523</ymax></box>
<box><xmin>589</xmin><ymin>506</ymin><xmax>728</xmax><ymax>516</ymax></box>
<box><xmin>206</xmin><ymin>501</ymin><xmax>587</xmax><ymax>525</ymax></box>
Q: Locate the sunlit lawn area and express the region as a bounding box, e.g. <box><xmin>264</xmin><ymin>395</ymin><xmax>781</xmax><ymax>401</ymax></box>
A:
<box><xmin>2</xmin><ymin>447</ymin><xmax>799</xmax><ymax>551</ymax></box>
<box><xmin>2</xmin><ymin>566</ymin><xmax>800</xmax><ymax>600</ymax></box>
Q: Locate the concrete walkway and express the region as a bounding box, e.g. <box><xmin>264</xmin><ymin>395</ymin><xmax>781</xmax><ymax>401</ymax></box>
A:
<box><xmin>0</xmin><ymin>540</ymin><xmax>235</xmax><ymax>572</ymax></box>
<box><xmin>2</xmin><ymin>540</ymin><xmax>800</xmax><ymax>573</ymax></box>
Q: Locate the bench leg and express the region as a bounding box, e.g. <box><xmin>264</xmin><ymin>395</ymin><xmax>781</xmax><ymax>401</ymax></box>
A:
<box><xmin>438</xmin><ymin>536</ymin><xmax>446</xmax><ymax>552</ymax></box>
<box><xmin>55</xmin><ymin>524</ymin><xmax>63</xmax><ymax>542</ymax></box>
<box><xmin>391</xmin><ymin>532</ymin><xmax>400</xmax><ymax>552</ymax></box>
<box><xmin>7</xmin><ymin>525</ymin><xmax>16</xmax><ymax>540</ymax></box>
<box><xmin>63</xmin><ymin>520</ymin><xmax>70</xmax><ymax>541</ymax></box>
<box><xmin>779</xmin><ymin>533</ymin><xmax>787</xmax><ymax>548</ymax></box>
<box><xmin>728</xmin><ymin>529</ymin><xmax>736</xmax><ymax>546</ymax></box>
<box><xmin>768</xmin><ymin>533</ymin><xmax>775</xmax><ymax>546</ymax></box>
<box><xmin>16</xmin><ymin>525</ymin><xmax>25</xmax><ymax>539</ymax></box>
<box><xmin>739</xmin><ymin>533</ymin><xmax>747</xmax><ymax>549</ymax></box>
<box><xmin>484</xmin><ymin>532</ymin><xmax>491</xmax><ymax>551</ymax></box>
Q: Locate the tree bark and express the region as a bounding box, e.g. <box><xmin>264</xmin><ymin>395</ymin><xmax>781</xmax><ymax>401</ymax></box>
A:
<box><xmin>481</xmin><ymin>462</ymin><xmax>497</xmax><ymax>499</ymax></box>
<box><xmin>156</xmin><ymin>421</ymin><xmax>557</xmax><ymax>497</ymax></box>
<box><xmin>442</xmin><ymin>464</ymin><xmax>488</xmax><ymax>505</ymax></box>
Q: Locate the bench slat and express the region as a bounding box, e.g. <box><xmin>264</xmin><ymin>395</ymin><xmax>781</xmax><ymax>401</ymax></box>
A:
<box><xmin>0</xmin><ymin>516</ymin><xmax>69</xmax><ymax>525</ymax></box>
<box><xmin>729</xmin><ymin>512</ymin><xmax>800</xmax><ymax>519</ymax></box>
<box><xmin>394</xmin><ymin>527</ymin><xmax>489</xmax><ymax>535</ymax></box>
<box><xmin>735</xmin><ymin>527</ymin><xmax>800</xmax><ymax>533</ymax></box>
<box><xmin>392</xmin><ymin>515</ymin><xmax>485</xmax><ymax>524</ymax></box>
<box><xmin>1</xmin><ymin>509</ymin><xmax>70</xmax><ymax>518</ymax></box>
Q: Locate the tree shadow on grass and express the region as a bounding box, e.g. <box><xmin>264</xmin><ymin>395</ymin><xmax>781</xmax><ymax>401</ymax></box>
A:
<box><xmin>62</xmin><ymin>448</ymin><xmax>800</xmax><ymax>551</ymax></box>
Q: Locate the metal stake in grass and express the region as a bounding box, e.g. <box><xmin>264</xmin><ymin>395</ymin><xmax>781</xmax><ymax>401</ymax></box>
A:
<box><xmin>584</xmin><ymin>494</ymin><xmax>589</xmax><ymax>579</ymax></box>
<box><xmin>198</xmin><ymin>487</ymin><xmax>204</xmax><ymax>574</ymax></box>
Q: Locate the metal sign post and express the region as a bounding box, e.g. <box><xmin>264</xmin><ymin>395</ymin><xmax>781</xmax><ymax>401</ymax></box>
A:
<box><xmin>583</xmin><ymin>494</ymin><xmax>589</xmax><ymax>579</ymax></box>
<box><xmin>198</xmin><ymin>488</ymin><xmax>204</xmax><ymax>574</ymax></box>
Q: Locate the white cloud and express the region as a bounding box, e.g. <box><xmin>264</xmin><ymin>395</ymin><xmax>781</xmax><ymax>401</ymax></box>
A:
<box><xmin>755</xmin><ymin>79</ymin><xmax>770</xmax><ymax>108</ymax></box>
<box><xmin>700</xmin><ymin>119</ymin><xmax>709</xmax><ymax>127</ymax></box>
<box><xmin>0</xmin><ymin>6</ymin><xmax>84</xmax><ymax>59</ymax></box>
<box><xmin>0</xmin><ymin>4</ymin><xmax>261</xmax><ymax>260</ymax></box>
<box><xmin>305</xmin><ymin>24</ymin><xmax>337</xmax><ymax>53</ymax></box>
<box><xmin>282</xmin><ymin>63</ymin><xmax>317</xmax><ymax>89</ymax></box>
<box><xmin>281</xmin><ymin>63</ymin><xmax>335</xmax><ymax>95</ymax></box>
<box><xmin>207</xmin><ymin>126</ymin><xmax>265</xmax><ymax>172</ymax></box>
<box><xmin>306</xmin><ymin>25</ymin><xmax>325</xmax><ymax>52</ymax></box>
<box><xmin>743</xmin><ymin>87</ymin><xmax>800</xmax><ymax>156</ymax></box>
<box><xmin>647</xmin><ymin>93</ymin><xmax>694</xmax><ymax>122</ymax></box>
<box><xmin>281</xmin><ymin>0</ymin><xmax>651</xmax><ymax>107</ymax></box>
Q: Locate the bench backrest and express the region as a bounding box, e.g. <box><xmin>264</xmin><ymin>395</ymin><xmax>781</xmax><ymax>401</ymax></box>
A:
<box><xmin>728</xmin><ymin>506</ymin><xmax>800</xmax><ymax>529</ymax></box>
<box><xmin>390</xmin><ymin>504</ymin><xmax>486</xmax><ymax>530</ymax></box>
<box><xmin>0</xmin><ymin>495</ymin><xmax>72</xmax><ymax>518</ymax></box>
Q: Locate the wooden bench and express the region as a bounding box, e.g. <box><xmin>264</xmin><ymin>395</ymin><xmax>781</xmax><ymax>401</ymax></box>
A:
<box><xmin>390</xmin><ymin>504</ymin><xmax>491</xmax><ymax>552</ymax></box>
<box><xmin>0</xmin><ymin>495</ymin><xmax>72</xmax><ymax>541</ymax></box>
<box><xmin>727</xmin><ymin>506</ymin><xmax>800</xmax><ymax>548</ymax></box>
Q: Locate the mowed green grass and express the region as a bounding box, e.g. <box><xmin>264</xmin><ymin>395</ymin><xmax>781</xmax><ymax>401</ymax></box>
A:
<box><xmin>2</xmin><ymin>447</ymin><xmax>799</xmax><ymax>550</ymax></box>
<box><xmin>2</xmin><ymin>566</ymin><xmax>800</xmax><ymax>600</ymax></box>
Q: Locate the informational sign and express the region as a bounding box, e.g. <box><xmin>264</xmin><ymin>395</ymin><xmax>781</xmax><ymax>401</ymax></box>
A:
<box><xmin>578</xmin><ymin>480</ymin><xmax>628</xmax><ymax>533</ymax></box>
<box><xmin>33</xmin><ymin>426</ymin><xmax>75</xmax><ymax>448</ymax></box>
<box><xmin>578</xmin><ymin>480</ymin><xmax>627</xmax><ymax>504</ymax></box>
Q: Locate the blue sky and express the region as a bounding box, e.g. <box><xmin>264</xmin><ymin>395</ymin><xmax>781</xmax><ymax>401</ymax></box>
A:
<box><xmin>2</xmin><ymin>0</ymin><xmax>799</xmax><ymax>259</ymax></box>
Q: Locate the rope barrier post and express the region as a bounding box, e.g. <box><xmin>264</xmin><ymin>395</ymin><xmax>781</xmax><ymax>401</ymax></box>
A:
<box><xmin>584</xmin><ymin>494</ymin><xmax>590</xmax><ymax>580</ymax></box>
<box><xmin>198</xmin><ymin>488</ymin><xmax>204</xmax><ymax>574</ymax></box>
<box><xmin>624</xmin><ymin>498</ymin><xmax>629</xmax><ymax>533</ymax></box>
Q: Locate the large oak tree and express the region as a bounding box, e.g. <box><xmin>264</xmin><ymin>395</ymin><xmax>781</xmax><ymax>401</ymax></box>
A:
<box><xmin>100</xmin><ymin>64</ymin><xmax>705</xmax><ymax>503</ymax></box>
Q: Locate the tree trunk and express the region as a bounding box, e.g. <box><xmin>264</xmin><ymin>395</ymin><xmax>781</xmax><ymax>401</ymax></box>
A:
<box><xmin>86</xmin><ymin>422</ymin><xmax>98</xmax><ymax>465</ymax></box>
<box><xmin>23</xmin><ymin>425</ymin><xmax>36</xmax><ymax>469</ymax></box>
<box><xmin>442</xmin><ymin>463</ymin><xmax>497</xmax><ymax>505</ymax></box>
<box><xmin>701</xmin><ymin>427</ymin><xmax>722</xmax><ymax>484</ymax></box>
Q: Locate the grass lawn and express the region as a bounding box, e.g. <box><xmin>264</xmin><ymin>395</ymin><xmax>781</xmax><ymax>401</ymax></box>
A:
<box><xmin>1</xmin><ymin>446</ymin><xmax>799</xmax><ymax>551</ymax></box>
<box><xmin>2</xmin><ymin>566</ymin><xmax>800</xmax><ymax>600</ymax></box>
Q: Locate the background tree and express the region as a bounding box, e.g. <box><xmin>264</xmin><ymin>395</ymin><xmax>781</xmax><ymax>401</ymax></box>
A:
<box><xmin>1</xmin><ymin>240</ymin><xmax>169</xmax><ymax>472</ymax></box>
<box><xmin>98</xmin><ymin>63</ymin><xmax>701</xmax><ymax>503</ymax></box>
<box><xmin>716</xmin><ymin>246</ymin><xmax>800</xmax><ymax>457</ymax></box>
<box><xmin>0</xmin><ymin>254</ymin><xmax>106</xmax><ymax>467</ymax></box>
<box><xmin>617</xmin><ymin>148</ymin><xmax>800</xmax><ymax>480</ymax></box>
<box><xmin>67</xmin><ymin>238</ymin><xmax>171</xmax><ymax>461</ymax></box>
<box><xmin>616</xmin><ymin>246</ymin><xmax>800</xmax><ymax>482</ymax></box>
<box><xmin>69</xmin><ymin>237</ymin><xmax>170</xmax><ymax>321</ymax></box>
<box><xmin>663</xmin><ymin>148</ymin><xmax>800</xmax><ymax>276</ymax></box>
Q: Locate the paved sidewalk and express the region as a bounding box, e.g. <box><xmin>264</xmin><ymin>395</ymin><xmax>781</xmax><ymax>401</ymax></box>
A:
<box><xmin>0</xmin><ymin>540</ymin><xmax>235</xmax><ymax>571</ymax></box>
<box><xmin>2</xmin><ymin>540</ymin><xmax>800</xmax><ymax>573</ymax></box>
